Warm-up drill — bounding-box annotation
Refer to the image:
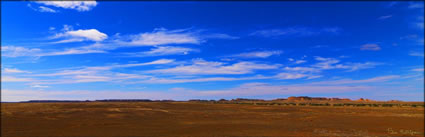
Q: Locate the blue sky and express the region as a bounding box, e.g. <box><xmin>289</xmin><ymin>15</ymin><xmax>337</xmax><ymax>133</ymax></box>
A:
<box><xmin>2</xmin><ymin>1</ymin><xmax>424</xmax><ymax>101</ymax></box>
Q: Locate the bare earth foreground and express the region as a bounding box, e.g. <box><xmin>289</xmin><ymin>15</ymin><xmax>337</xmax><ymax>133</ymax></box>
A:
<box><xmin>1</xmin><ymin>102</ymin><xmax>424</xmax><ymax>137</ymax></box>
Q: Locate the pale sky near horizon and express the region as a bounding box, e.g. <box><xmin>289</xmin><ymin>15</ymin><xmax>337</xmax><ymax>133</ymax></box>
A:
<box><xmin>1</xmin><ymin>1</ymin><xmax>424</xmax><ymax>102</ymax></box>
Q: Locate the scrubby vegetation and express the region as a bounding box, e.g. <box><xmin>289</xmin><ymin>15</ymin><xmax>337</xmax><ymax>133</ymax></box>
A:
<box><xmin>20</xmin><ymin>96</ymin><xmax>424</xmax><ymax>108</ymax></box>
<box><xmin>194</xmin><ymin>97</ymin><xmax>424</xmax><ymax>108</ymax></box>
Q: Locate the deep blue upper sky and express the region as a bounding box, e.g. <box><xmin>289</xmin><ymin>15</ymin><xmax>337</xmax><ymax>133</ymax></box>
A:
<box><xmin>2</xmin><ymin>1</ymin><xmax>424</xmax><ymax>101</ymax></box>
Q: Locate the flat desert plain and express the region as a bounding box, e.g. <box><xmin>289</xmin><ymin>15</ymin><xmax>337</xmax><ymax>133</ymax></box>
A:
<box><xmin>1</xmin><ymin>102</ymin><xmax>424</xmax><ymax>137</ymax></box>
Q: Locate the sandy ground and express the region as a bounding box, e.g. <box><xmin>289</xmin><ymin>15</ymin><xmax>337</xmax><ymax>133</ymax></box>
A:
<box><xmin>1</xmin><ymin>102</ymin><xmax>424</xmax><ymax>137</ymax></box>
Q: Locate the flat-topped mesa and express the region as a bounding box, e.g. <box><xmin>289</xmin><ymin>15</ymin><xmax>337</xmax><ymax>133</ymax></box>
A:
<box><xmin>356</xmin><ymin>98</ymin><xmax>375</xmax><ymax>102</ymax></box>
<box><xmin>288</xmin><ymin>96</ymin><xmax>310</xmax><ymax>101</ymax></box>
<box><xmin>272</xmin><ymin>98</ymin><xmax>287</xmax><ymax>101</ymax></box>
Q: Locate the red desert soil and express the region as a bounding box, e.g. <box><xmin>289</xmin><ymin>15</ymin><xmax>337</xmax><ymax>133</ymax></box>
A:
<box><xmin>1</xmin><ymin>102</ymin><xmax>424</xmax><ymax>137</ymax></box>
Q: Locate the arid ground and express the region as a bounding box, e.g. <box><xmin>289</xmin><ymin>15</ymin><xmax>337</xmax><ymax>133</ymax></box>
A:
<box><xmin>1</xmin><ymin>102</ymin><xmax>424</xmax><ymax>137</ymax></box>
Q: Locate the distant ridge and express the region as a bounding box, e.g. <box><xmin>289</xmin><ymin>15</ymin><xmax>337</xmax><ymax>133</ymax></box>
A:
<box><xmin>12</xmin><ymin>96</ymin><xmax>422</xmax><ymax>103</ymax></box>
<box><xmin>23</xmin><ymin>100</ymin><xmax>91</xmax><ymax>103</ymax></box>
<box><xmin>22</xmin><ymin>99</ymin><xmax>153</xmax><ymax>103</ymax></box>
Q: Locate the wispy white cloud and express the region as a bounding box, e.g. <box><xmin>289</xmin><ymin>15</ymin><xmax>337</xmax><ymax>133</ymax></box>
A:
<box><xmin>72</xmin><ymin>75</ymin><xmax>111</xmax><ymax>83</ymax></box>
<box><xmin>378</xmin><ymin>15</ymin><xmax>392</xmax><ymax>20</ymax></box>
<box><xmin>407</xmin><ymin>2</ymin><xmax>424</xmax><ymax>30</ymax></box>
<box><xmin>31</xmin><ymin>55</ymin><xmax>379</xmax><ymax>85</ymax></box>
<box><xmin>26</xmin><ymin>59</ymin><xmax>173</xmax><ymax>84</ymax></box>
<box><xmin>400</xmin><ymin>34</ymin><xmax>420</xmax><ymax>40</ymax></box>
<box><xmin>5</xmin><ymin>53</ymin><xmax>383</xmax><ymax>86</ymax></box>
<box><xmin>251</xmin><ymin>27</ymin><xmax>341</xmax><ymax>37</ymax></box>
<box><xmin>275</xmin><ymin>73</ymin><xmax>311</xmax><ymax>80</ymax></box>
<box><xmin>51</xmin><ymin>26</ymin><xmax>108</xmax><ymax>43</ymax></box>
<box><xmin>2</xmin><ymin>45</ymin><xmax>108</xmax><ymax>58</ymax></box>
<box><xmin>288</xmin><ymin>58</ymin><xmax>294</xmax><ymax>61</ymax></box>
<box><xmin>408</xmin><ymin>2</ymin><xmax>424</xmax><ymax>9</ymax></box>
<box><xmin>311</xmin><ymin>45</ymin><xmax>329</xmax><ymax>48</ymax></box>
<box><xmin>146</xmin><ymin>59</ymin><xmax>281</xmax><ymax>75</ymax></box>
<box><xmin>126</xmin><ymin>46</ymin><xmax>199</xmax><ymax>57</ymax></box>
<box><xmin>27</xmin><ymin>4</ymin><xmax>58</xmax><ymax>13</ymax></box>
<box><xmin>38</xmin><ymin>6</ymin><xmax>57</xmax><ymax>13</ymax></box>
<box><xmin>50</xmin><ymin>38</ymin><xmax>86</xmax><ymax>44</ymax></box>
<box><xmin>294</xmin><ymin>60</ymin><xmax>306</xmax><ymax>64</ymax></box>
<box><xmin>312</xmin><ymin>56</ymin><xmax>381</xmax><ymax>71</ymax></box>
<box><xmin>45</xmin><ymin>49</ymin><xmax>107</xmax><ymax>56</ymax></box>
<box><xmin>283</xmin><ymin>67</ymin><xmax>320</xmax><ymax>73</ymax></box>
<box><xmin>44</xmin><ymin>49</ymin><xmax>107</xmax><ymax>56</ymax></box>
<box><xmin>309</xmin><ymin>75</ymin><xmax>400</xmax><ymax>85</ymax></box>
<box><xmin>3</xmin><ymin>68</ymin><xmax>31</xmax><ymax>73</ymax></box>
<box><xmin>62</xmin><ymin>24</ymin><xmax>73</xmax><ymax>31</ymax></box>
<box><xmin>306</xmin><ymin>75</ymin><xmax>323</xmax><ymax>79</ymax></box>
<box><xmin>112</xmin><ymin>28</ymin><xmax>236</xmax><ymax>48</ymax></box>
<box><xmin>34</xmin><ymin>59</ymin><xmax>174</xmax><ymax>77</ymax></box>
<box><xmin>1</xmin><ymin>76</ymin><xmax>33</xmax><ymax>82</ymax></box>
<box><xmin>337</xmin><ymin>62</ymin><xmax>382</xmax><ymax>71</ymax></box>
<box><xmin>3</xmin><ymin>42</ymin><xmax>114</xmax><ymax>58</ymax></box>
<box><xmin>409</xmin><ymin>51</ymin><xmax>424</xmax><ymax>57</ymax></box>
<box><xmin>31</xmin><ymin>85</ymin><xmax>49</xmax><ymax>88</ymax></box>
<box><xmin>1</xmin><ymin>46</ymin><xmax>42</xmax><ymax>57</ymax></box>
<box><xmin>133</xmin><ymin>75</ymin><xmax>270</xmax><ymax>84</ymax></box>
<box><xmin>227</xmin><ymin>50</ymin><xmax>282</xmax><ymax>58</ymax></box>
<box><xmin>312</xmin><ymin>56</ymin><xmax>340</xmax><ymax>69</ymax></box>
<box><xmin>135</xmin><ymin>59</ymin><xmax>175</xmax><ymax>66</ymax></box>
<box><xmin>276</xmin><ymin>57</ymin><xmax>381</xmax><ymax>81</ymax></box>
<box><xmin>42</xmin><ymin>28</ymin><xmax>236</xmax><ymax>57</ymax></box>
<box><xmin>36</xmin><ymin>1</ymin><xmax>97</xmax><ymax>12</ymax></box>
<box><xmin>10</xmin><ymin>27</ymin><xmax>234</xmax><ymax>58</ymax></box>
<box><xmin>360</xmin><ymin>44</ymin><xmax>381</xmax><ymax>51</ymax></box>
<box><xmin>287</xmin><ymin>57</ymin><xmax>307</xmax><ymax>64</ymax></box>
<box><xmin>412</xmin><ymin>68</ymin><xmax>424</xmax><ymax>72</ymax></box>
<box><xmin>119</xmin><ymin>28</ymin><xmax>201</xmax><ymax>46</ymax></box>
<box><xmin>278</xmin><ymin>64</ymin><xmax>322</xmax><ymax>80</ymax></box>
<box><xmin>202</xmin><ymin>33</ymin><xmax>239</xmax><ymax>39</ymax></box>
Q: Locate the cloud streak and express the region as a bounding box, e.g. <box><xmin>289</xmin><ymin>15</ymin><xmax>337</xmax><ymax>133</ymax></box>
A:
<box><xmin>1</xmin><ymin>46</ymin><xmax>107</xmax><ymax>57</ymax></box>
<box><xmin>360</xmin><ymin>44</ymin><xmax>381</xmax><ymax>51</ymax></box>
<box><xmin>378</xmin><ymin>15</ymin><xmax>392</xmax><ymax>20</ymax></box>
<box><xmin>2</xmin><ymin>46</ymin><xmax>42</xmax><ymax>57</ymax></box>
<box><xmin>251</xmin><ymin>27</ymin><xmax>341</xmax><ymax>37</ymax></box>
<box><xmin>118</xmin><ymin>28</ymin><xmax>201</xmax><ymax>46</ymax></box>
<box><xmin>146</xmin><ymin>59</ymin><xmax>281</xmax><ymax>75</ymax></box>
<box><xmin>309</xmin><ymin>75</ymin><xmax>400</xmax><ymax>85</ymax></box>
<box><xmin>312</xmin><ymin>56</ymin><xmax>381</xmax><ymax>71</ymax></box>
<box><xmin>409</xmin><ymin>52</ymin><xmax>424</xmax><ymax>57</ymax></box>
<box><xmin>52</xmin><ymin>28</ymin><xmax>108</xmax><ymax>43</ymax></box>
<box><xmin>2</xmin><ymin>76</ymin><xmax>34</xmax><ymax>82</ymax></box>
<box><xmin>36</xmin><ymin>1</ymin><xmax>97</xmax><ymax>12</ymax></box>
<box><xmin>227</xmin><ymin>51</ymin><xmax>282</xmax><ymax>58</ymax></box>
<box><xmin>125</xmin><ymin>46</ymin><xmax>199</xmax><ymax>57</ymax></box>
<box><xmin>3</xmin><ymin>68</ymin><xmax>31</xmax><ymax>73</ymax></box>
